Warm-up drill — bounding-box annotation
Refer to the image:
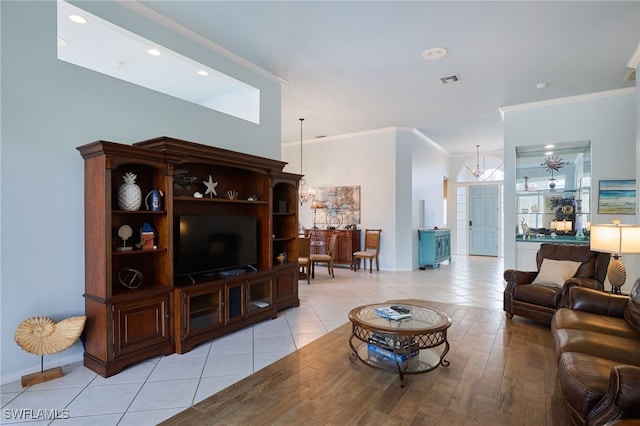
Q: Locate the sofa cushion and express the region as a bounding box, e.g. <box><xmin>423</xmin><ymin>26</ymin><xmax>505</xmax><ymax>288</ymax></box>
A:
<box><xmin>553</xmin><ymin>308</ymin><xmax>640</xmax><ymax>340</ymax></box>
<box><xmin>554</xmin><ymin>329</ymin><xmax>640</xmax><ymax>366</ymax></box>
<box><xmin>624</xmin><ymin>279</ymin><xmax>640</xmax><ymax>333</ymax></box>
<box><xmin>558</xmin><ymin>352</ymin><xmax>618</xmax><ymax>422</ymax></box>
<box><xmin>513</xmin><ymin>283</ymin><xmax>563</xmax><ymax>308</ymax></box>
<box><xmin>532</xmin><ymin>258</ymin><xmax>582</xmax><ymax>286</ymax></box>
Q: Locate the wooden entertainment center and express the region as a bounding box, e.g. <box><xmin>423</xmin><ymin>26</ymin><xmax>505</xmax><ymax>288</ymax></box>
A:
<box><xmin>77</xmin><ymin>136</ymin><xmax>301</xmax><ymax>377</ymax></box>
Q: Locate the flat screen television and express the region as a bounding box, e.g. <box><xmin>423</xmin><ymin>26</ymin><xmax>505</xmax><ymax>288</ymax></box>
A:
<box><xmin>174</xmin><ymin>215</ymin><xmax>258</xmax><ymax>278</ymax></box>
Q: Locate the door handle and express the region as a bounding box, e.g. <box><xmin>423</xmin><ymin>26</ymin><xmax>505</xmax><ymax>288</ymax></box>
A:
<box><xmin>469</xmin><ymin>221</ymin><xmax>472</xmax><ymax>227</ymax></box>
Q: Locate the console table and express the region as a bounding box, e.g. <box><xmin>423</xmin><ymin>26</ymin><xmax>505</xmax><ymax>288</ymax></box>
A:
<box><xmin>418</xmin><ymin>229</ymin><xmax>451</xmax><ymax>269</ymax></box>
<box><xmin>305</xmin><ymin>229</ymin><xmax>361</xmax><ymax>266</ymax></box>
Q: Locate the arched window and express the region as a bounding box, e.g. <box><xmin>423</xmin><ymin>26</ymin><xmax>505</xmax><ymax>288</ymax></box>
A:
<box><xmin>458</xmin><ymin>155</ymin><xmax>504</xmax><ymax>183</ymax></box>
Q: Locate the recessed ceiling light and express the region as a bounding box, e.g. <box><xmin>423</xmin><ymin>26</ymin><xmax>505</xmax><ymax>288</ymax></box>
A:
<box><xmin>544</xmin><ymin>151</ymin><xmax>554</xmax><ymax>156</ymax></box>
<box><xmin>536</xmin><ymin>82</ymin><xmax>547</xmax><ymax>89</ymax></box>
<box><xmin>147</xmin><ymin>48</ymin><xmax>161</xmax><ymax>56</ymax></box>
<box><xmin>197</xmin><ymin>70</ymin><xmax>209</xmax><ymax>76</ymax></box>
<box><xmin>57</xmin><ymin>37</ymin><xmax>67</xmax><ymax>48</ymax></box>
<box><xmin>545</xmin><ymin>144</ymin><xmax>555</xmax><ymax>149</ymax></box>
<box><xmin>422</xmin><ymin>47</ymin><xmax>448</xmax><ymax>60</ymax></box>
<box><xmin>69</xmin><ymin>14</ymin><xmax>87</xmax><ymax>24</ymax></box>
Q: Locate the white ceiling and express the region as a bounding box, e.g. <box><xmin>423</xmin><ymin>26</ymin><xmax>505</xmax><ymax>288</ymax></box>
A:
<box><xmin>112</xmin><ymin>2</ymin><xmax>639</xmax><ymax>155</ymax></box>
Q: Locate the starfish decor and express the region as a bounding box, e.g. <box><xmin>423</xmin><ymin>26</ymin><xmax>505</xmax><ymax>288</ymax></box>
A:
<box><xmin>203</xmin><ymin>175</ymin><xmax>218</xmax><ymax>198</ymax></box>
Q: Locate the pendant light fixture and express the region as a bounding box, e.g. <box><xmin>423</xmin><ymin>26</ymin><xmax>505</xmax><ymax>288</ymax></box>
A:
<box><xmin>298</xmin><ymin>118</ymin><xmax>313</xmax><ymax>205</ymax></box>
<box><xmin>472</xmin><ymin>144</ymin><xmax>484</xmax><ymax>179</ymax></box>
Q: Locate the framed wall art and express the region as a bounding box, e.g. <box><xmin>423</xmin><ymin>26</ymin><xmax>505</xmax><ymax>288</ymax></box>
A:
<box><xmin>598</xmin><ymin>180</ymin><xmax>636</xmax><ymax>215</ymax></box>
<box><xmin>312</xmin><ymin>185</ymin><xmax>361</xmax><ymax>227</ymax></box>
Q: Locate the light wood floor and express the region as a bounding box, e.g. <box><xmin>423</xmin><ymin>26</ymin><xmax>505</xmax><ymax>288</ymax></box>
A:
<box><xmin>161</xmin><ymin>299</ymin><xmax>570</xmax><ymax>426</ymax></box>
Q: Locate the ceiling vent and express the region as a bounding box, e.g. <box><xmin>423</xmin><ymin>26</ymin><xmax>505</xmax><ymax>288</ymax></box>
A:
<box><xmin>440</xmin><ymin>74</ymin><xmax>460</xmax><ymax>84</ymax></box>
<box><xmin>624</xmin><ymin>68</ymin><xmax>636</xmax><ymax>83</ymax></box>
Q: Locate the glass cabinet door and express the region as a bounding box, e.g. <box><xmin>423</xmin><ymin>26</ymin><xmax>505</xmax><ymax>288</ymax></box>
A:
<box><xmin>248</xmin><ymin>274</ymin><xmax>273</xmax><ymax>314</ymax></box>
<box><xmin>184</xmin><ymin>286</ymin><xmax>223</xmax><ymax>336</ymax></box>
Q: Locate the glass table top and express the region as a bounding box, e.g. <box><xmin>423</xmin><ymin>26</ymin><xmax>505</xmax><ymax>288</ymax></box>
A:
<box><xmin>348</xmin><ymin>303</ymin><xmax>451</xmax><ymax>333</ymax></box>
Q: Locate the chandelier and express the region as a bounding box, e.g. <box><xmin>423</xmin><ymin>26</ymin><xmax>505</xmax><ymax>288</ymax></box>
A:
<box><xmin>298</xmin><ymin>118</ymin><xmax>313</xmax><ymax>205</ymax></box>
<box><xmin>472</xmin><ymin>144</ymin><xmax>484</xmax><ymax>179</ymax></box>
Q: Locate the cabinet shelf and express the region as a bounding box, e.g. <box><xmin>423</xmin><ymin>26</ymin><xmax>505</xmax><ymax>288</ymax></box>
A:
<box><xmin>250</xmin><ymin>299</ymin><xmax>271</xmax><ymax>309</ymax></box>
<box><xmin>273</xmin><ymin>236</ymin><xmax>296</xmax><ymax>242</ymax></box>
<box><xmin>174</xmin><ymin>196</ymin><xmax>268</xmax><ymax>205</ymax></box>
<box><xmin>112</xmin><ymin>210</ymin><xmax>167</xmax><ymax>215</ymax></box>
<box><xmin>189</xmin><ymin>304</ymin><xmax>218</xmax><ymax>316</ymax></box>
<box><xmin>517</xmin><ymin>212</ymin><xmax>590</xmax><ymax>216</ymax></box>
<box><xmin>112</xmin><ymin>247</ymin><xmax>167</xmax><ymax>256</ymax></box>
<box><xmin>105</xmin><ymin>285</ymin><xmax>171</xmax><ymax>302</ymax></box>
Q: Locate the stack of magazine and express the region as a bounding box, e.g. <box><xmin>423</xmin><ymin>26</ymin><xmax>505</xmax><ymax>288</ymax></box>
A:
<box><xmin>374</xmin><ymin>306</ymin><xmax>411</xmax><ymax>320</ymax></box>
<box><xmin>367</xmin><ymin>332</ymin><xmax>418</xmax><ymax>366</ymax></box>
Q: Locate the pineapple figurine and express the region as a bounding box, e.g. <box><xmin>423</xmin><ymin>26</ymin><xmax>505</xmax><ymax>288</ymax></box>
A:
<box><xmin>118</xmin><ymin>172</ymin><xmax>142</xmax><ymax>211</ymax></box>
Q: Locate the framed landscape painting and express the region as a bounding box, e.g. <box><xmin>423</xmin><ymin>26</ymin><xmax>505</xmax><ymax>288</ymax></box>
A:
<box><xmin>598</xmin><ymin>180</ymin><xmax>636</xmax><ymax>215</ymax></box>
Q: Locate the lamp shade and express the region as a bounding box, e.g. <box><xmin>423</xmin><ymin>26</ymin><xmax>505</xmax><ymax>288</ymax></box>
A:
<box><xmin>310</xmin><ymin>201</ymin><xmax>321</xmax><ymax>209</ymax></box>
<box><xmin>590</xmin><ymin>224</ymin><xmax>640</xmax><ymax>254</ymax></box>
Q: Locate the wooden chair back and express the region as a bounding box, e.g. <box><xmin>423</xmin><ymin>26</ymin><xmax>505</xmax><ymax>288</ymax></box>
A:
<box><xmin>327</xmin><ymin>231</ymin><xmax>339</xmax><ymax>258</ymax></box>
<box><xmin>363</xmin><ymin>229</ymin><xmax>382</xmax><ymax>253</ymax></box>
<box><xmin>298</xmin><ymin>236</ymin><xmax>311</xmax><ymax>258</ymax></box>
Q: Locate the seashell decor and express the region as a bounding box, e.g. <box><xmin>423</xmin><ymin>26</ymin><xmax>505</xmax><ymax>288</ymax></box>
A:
<box><xmin>15</xmin><ymin>316</ymin><xmax>86</xmax><ymax>355</ymax></box>
<box><xmin>226</xmin><ymin>190</ymin><xmax>239</xmax><ymax>200</ymax></box>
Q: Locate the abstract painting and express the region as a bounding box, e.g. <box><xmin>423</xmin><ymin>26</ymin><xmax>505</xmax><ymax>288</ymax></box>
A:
<box><xmin>312</xmin><ymin>186</ymin><xmax>361</xmax><ymax>227</ymax></box>
<box><xmin>598</xmin><ymin>180</ymin><xmax>636</xmax><ymax>215</ymax></box>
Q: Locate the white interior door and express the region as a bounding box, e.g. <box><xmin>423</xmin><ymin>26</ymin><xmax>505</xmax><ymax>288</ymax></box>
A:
<box><xmin>468</xmin><ymin>185</ymin><xmax>499</xmax><ymax>256</ymax></box>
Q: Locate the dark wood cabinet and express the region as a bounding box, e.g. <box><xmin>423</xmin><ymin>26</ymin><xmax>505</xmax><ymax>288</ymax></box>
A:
<box><xmin>304</xmin><ymin>229</ymin><xmax>361</xmax><ymax>266</ymax></box>
<box><xmin>112</xmin><ymin>294</ymin><xmax>172</xmax><ymax>359</ymax></box>
<box><xmin>274</xmin><ymin>263</ymin><xmax>299</xmax><ymax>310</ymax></box>
<box><xmin>174</xmin><ymin>270</ymin><xmax>276</xmax><ymax>354</ymax></box>
<box><xmin>78</xmin><ymin>137</ymin><xmax>301</xmax><ymax>376</ymax></box>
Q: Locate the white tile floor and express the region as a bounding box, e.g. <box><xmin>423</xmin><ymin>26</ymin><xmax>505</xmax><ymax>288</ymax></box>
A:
<box><xmin>1</xmin><ymin>255</ymin><xmax>504</xmax><ymax>425</ymax></box>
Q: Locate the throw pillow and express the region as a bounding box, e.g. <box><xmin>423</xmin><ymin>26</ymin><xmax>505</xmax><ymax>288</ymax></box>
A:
<box><xmin>531</xmin><ymin>258</ymin><xmax>582</xmax><ymax>287</ymax></box>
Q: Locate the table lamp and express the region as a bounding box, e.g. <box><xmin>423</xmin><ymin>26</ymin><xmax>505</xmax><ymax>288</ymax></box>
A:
<box><xmin>590</xmin><ymin>220</ymin><xmax>640</xmax><ymax>294</ymax></box>
<box><xmin>556</xmin><ymin>220</ymin><xmax>572</xmax><ymax>234</ymax></box>
<box><xmin>550</xmin><ymin>219</ymin><xmax>572</xmax><ymax>234</ymax></box>
<box><xmin>311</xmin><ymin>200</ymin><xmax>321</xmax><ymax>229</ymax></box>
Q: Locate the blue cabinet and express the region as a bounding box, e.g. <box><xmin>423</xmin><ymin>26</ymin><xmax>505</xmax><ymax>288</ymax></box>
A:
<box><xmin>418</xmin><ymin>229</ymin><xmax>451</xmax><ymax>269</ymax></box>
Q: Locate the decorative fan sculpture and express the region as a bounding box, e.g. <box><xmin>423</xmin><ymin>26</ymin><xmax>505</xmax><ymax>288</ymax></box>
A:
<box><xmin>541</xmin><ymin>155</ymin><xmax>565</xmax><ymax>191</ymax></box>
<box><xmin>14</xmin><ymin>316</ymin><xmax>86</xmax><ymax>387</ymax></box>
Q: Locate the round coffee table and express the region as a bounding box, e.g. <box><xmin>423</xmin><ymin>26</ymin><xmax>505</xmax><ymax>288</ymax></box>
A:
<box><xmin>348</xmin><ymin>303</ymin><xmax>451</xmax><ymax>387</ymax></box>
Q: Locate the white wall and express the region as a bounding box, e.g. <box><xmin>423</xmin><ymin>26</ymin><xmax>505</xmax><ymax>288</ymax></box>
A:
<box><xmin>281</xmin><ymin>127</ymin><xmax>450</xmax><ymax>271</ymax></box>
<box><xmin>408</xmin><ymin>130</ymin><xmax>450</xmax><ymax>268</ymax></box>
<box><xmin>502</xmin><ymin>88</ymin><xmax>637</xmax><ymax>292</ymax></box>
<box><xmin>0</xmin><ymin>2</ymin><xmax>282</xmax><ymax>383</ymax></box>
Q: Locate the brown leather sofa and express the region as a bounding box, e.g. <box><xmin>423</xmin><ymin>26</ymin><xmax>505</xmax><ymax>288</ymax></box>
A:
<box><xmin>551</xmin><ymin>280</ymin><xmax>640</xmax><ymax>425</ymax></box>
<box><xmin>504</xmin><ymin>243</ymin><xmax>610</xmax><ymax>323</ymax></box>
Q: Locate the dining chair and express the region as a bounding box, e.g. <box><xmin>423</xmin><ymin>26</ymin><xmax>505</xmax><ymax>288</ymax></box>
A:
<box><xmin>310</xmin><ymin>231</ymin><xmax>338</xmax><ymax>279</ymax></box>
<box><xmin>352</xmin><ymin>229</ymin><xmax>382</xmax><ymax>273</ymax></box>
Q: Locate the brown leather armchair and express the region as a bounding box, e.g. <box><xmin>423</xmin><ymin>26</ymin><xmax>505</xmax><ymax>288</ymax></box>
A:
<box><xmin>504</xmin><ymin>243</ymin><xmax>610</xmax><ymax>324</ymax></box>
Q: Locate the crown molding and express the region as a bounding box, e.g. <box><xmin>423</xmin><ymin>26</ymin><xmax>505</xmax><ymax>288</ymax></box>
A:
<box><xmin>499</xmin><ymin>87</ymin><xmax>636</xmax><ymax>120</ymax></box>
<box><xmin>116</xmin><ymin>1</ymin><xmax>287</xmax><ymax>86</ymax></box>
<box><xmin>281</xmin><ymin>126</ymin><xmax>451</xmax><ymax>156</ymax></box>
<box><xmin>628</xmin><ymin>42</ymin><xmax>640</xmax><ymax>69</ymax></box>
